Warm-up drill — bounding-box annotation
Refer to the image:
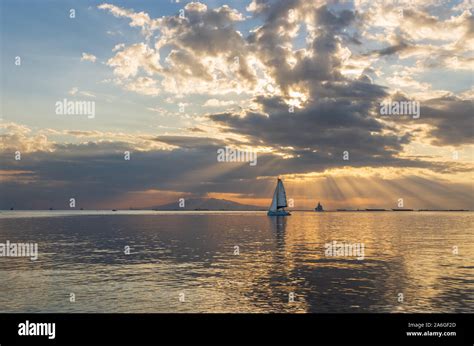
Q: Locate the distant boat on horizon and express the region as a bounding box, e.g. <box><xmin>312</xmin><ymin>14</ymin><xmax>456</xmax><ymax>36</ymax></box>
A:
<box><xmin>267</xmin><ymin>178</ymin><xmax>291</xmax><ymax>216</ymax></box>
<box><xmin>315</xmin><ymin>202</ymin><xmax>324</xmax><ymax>212</ymax></box>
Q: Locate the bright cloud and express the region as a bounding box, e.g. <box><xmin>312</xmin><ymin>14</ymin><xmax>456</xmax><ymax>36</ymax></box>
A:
<box><xmin>80</xmin><ymin>52</ymin><xmax>97</xmax><ymax>62</ymax></box>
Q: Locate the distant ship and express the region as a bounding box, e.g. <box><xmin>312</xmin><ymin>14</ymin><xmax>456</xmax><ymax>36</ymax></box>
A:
<box><xmin>267</xmin><ymin>178</ymin><xmax>291</xmax><ymax>216</ymax></box>
<box><xmin>315</xmin><ymin>202</ymin><xmax>324</xmax><ymax>212</ymax></box>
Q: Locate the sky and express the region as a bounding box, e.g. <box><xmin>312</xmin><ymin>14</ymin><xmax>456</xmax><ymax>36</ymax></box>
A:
<box><xmin>0</xmin><ymin>0</ymin><xmax>473</xmax><ymax>210</ymax></box>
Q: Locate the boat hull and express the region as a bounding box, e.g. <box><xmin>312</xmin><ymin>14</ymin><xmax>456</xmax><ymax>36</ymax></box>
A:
<box><xmin>267</xmin><ymin>210</ymin><xmax>291</xmax><ymax>216</ymax></box>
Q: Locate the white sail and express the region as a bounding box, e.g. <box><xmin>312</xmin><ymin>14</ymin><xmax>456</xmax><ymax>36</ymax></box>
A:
<box><xmin>268</xmin><ymin>183</ymin><xmax>278</xmax><ymax>212</ymax></box>
<box><xmin>276</xmin><ymin>179</ymin><xmax>287</xmax><ymax>208</ymax></box>
<box><xmin>268</xmin><ymin>178</ymin><xmax>291</xmax><ymax>216</ymax></box>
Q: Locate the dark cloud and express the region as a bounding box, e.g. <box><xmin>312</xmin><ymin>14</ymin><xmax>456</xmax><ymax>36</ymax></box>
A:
<box><xmin>370</xmin><ymin>41</ymin><xmax>411</xmax><ymax>56</ymax></box>
<box><xmin>1</xmin><ymin>132</ymin><xmax>467</xmax><ymax>209</ymax></box>
<box><xmin>186</xmin><ymin>127</ymin><xmax>206</xmax><ymax>133</ymax></box>
<box><xmin>380</xmin><ymin>92</ymin><xmax>474</xmax><ymax>146</ymax></box>
<box><xmin>420</xmin><ymin>96</ymin><xmax>474</xmax><ymax>146</ymax></box>
<box><xmin>210</xmin><ymin>88</ymin><xmax>407</xmax><ymax>158</ymax></box>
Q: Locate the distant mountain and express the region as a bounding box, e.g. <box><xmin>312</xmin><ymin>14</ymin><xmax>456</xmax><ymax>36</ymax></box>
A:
<box><xmin>149</xmin><ymin>198</ymin><xmax>264</xmax><ymax>211</ymax></box>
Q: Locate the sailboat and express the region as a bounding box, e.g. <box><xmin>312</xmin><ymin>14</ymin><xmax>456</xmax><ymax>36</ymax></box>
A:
<box><xmin>267</xmin><ymin>178</ymin><xmax>291</xmax><ymax>216</ymax></box>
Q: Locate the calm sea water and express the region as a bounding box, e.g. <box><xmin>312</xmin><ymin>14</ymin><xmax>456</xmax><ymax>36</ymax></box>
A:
<box><xmin>0</xmin><ymin>211</ymin><xmax>472</xmax><ymax>313</ymax></box>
